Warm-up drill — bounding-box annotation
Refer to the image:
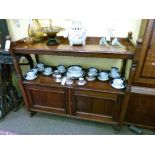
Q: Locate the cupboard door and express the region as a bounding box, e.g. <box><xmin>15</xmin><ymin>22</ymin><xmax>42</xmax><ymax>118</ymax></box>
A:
<box><xmin>71</xmin><ymin>89</ymin><xmax>122</xmax><ymax>123</ymax></box>
<box><xmin>125</xmin><ymin>93</ymin><xmax>155</xmax><ymax>129</ymax></box>
<box><xmin>24</xmin><ymin>84</ymin><xmax>69</xmax><ymax>114</ymax></box>
<box><xmin>141</xmin><ymin>49</ymin><xmax>155</xmax><ymax>78</ymax></box>
<box><xmin>134</xmin><ymin>20</ymin><xmax>155</xmax><ymax>84</ymax></box>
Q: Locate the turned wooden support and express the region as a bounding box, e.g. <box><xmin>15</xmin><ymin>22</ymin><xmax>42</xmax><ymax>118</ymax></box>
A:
<box><xmin>9</xmin><ymin>48</ymin><xmax>30</xmax><ymax>112</ymax></box>
<box><xmin>118</xmin><ymin>60</ymin><xmax>137</xmax><ymax>128</ymax></box>
<box><xmin>128</xmin><ymin>31</ymin><xmax>133</xmax><ymax>40</ymax></box>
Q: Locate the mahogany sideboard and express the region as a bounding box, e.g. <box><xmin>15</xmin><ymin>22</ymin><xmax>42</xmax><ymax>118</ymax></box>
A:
<box><xmin>10</xmin><ymin>37</ymin><xmax>135</xmax><ymax>130</ymax></box>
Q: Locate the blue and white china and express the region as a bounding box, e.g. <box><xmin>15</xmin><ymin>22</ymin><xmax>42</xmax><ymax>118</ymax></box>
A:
<box><xmin>110</xmin><ymin>67</ymin><xmax>120</xmax><ymax>78</ymax></box>
<box><xmin>52</xmin><ymin>70</ymin><xmax>60</xmax><ymax>77</ymax></box>
<box><xmin>76</xmin><ymin>77</ymin><xmax>86</xmax><ymax>86</ymax></box>
<box><xmin>97</xmin><ymin>71</ymin><xmax>109</xmax><ymax>81</ymax></box>
<box><xmin>57</xmin><ymin>65</ymin><xmax>66</xmax><ymax>74</ymax></box>
<box><xmin>110</xmin><ymin>78</ymin><xmax>126</xmax><ymax>89</ymax></box>
<box><xmin>67</xmin><ymin>66</ymin><xmax>84</xmax><ymax>78</ymax></box>
<box><xmin>31</xmin><ymin>68</ymin><xmax>38</xmax><ymax>74</ymax></box>
<box><xmin>25</xmin><ymin>71</ymin><xmax>37</xmax><ymax>80</ymax></box>
<box><xmin>86</xmin><ymin>76</ymin><xmax>96</xmax><ymax>81</ymax></box>
<box><xmin>36</xmin><ymin>63</ymin><xmax>44</xmax><ymax>72</ymax></box>
<box><xmin>87</xmin><ymin>67</ymin><xmax>98</xmax><ymax>77</ymax></box>
<box><xmin>43</xmin><ymin>67</ymin><xmax>53</xmax><ymax>76</ymax></box>
<box><xmin>66</xmin><ymin>77</ymin><xmax>74</xmax><ymax>85</ymax></box>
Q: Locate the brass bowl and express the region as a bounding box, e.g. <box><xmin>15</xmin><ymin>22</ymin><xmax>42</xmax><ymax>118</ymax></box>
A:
<box><xmin>42</xmin><ymin>26</ymin><xmax>64</xmax><ymax>45</ymax></box>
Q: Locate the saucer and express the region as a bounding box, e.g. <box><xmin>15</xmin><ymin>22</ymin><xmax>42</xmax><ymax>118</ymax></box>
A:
<box><xmin>86</xmin><ymin>76</ymin><xmax>96</xmax><ymax>81</ymax></box>
<box><xmin>97</xmin><ymin>76</ymin><xmax>109</xmax><ymax>81</ymax></box>
<box><xmin>110</xmin><ymin>81</ymin><xmax>126</xmax><ymax>89</ymax></box>
<box><xmin>76</xmin><ymin>79</ymin><xmax>86</xmax><ymax>86</ymax></box>
<box><xmin>43</xmin><ymin>71</ymin><xmax>53</xmax><ymax>76</ymax></box>
<box><xmin>25</xmin><ymin>75</ymin><xmax>38</xmax><ymax>81</ymax></box>
<box><xmin>58</xmin><ymin>69</ymin><xmax>66</xmax><ymax>74</ymax></box>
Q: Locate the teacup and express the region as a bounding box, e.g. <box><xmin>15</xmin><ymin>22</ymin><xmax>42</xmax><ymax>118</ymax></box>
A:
<box><xmin>113</xmin><ymin>78</ymin><xmax>124</xmax><ymax>87</ymax></box>
<box><xmin>26</xmin><ymin>71</ymin><xmax>36</xmax><ymax>79</ymax></box>
<box><xmin>37</xmin><ymin>63</ymin><xmax>44</xmax><ymax>72</ymax></box>
<box><xmin>111</xmin><ymin>72</ymin><xmax>120</xmax><ymax>78</ymax></box>
<box><xmin>111</xmin><ymin>67</ymin><xmax>119</xmax><ymax>74</ymax></box>
<box><xmin>99</xmin><ymin>72</ymin><xmax>108</xmax><ymax>79</ymax></box>
<box><xmin>89</xmin><ymin>68</ymin><xmax>97</xmax><ymax>73</ymax></box>
<box><xmin>88</xmin><ymin>68</ymin><xmax>97</xmax><ymax>76</ymax></box>
<box><xmin>44</xmin><ymin>67</ymin><xmax>52</xmax><ymax>74</ymax></box>
<box><xmin>31</xmin><ymin>68</ymin><xmax>38</xmax><ymax>74</ymax></box>
<box><xmin>57</xmin><ymin>65</ymin><xmax>65</xmax><ymax>73</ymax></box>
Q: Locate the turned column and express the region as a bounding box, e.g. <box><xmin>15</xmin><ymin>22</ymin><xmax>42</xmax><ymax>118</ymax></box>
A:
<box><xmin>10</xmin><ymin>47</ymin><xmax>30</xmax><ymax>111</ymax></box>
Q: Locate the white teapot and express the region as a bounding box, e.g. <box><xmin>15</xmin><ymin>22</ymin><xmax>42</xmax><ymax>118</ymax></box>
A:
<box><xmin>67</xmin><ymin>20</ymin><xmax>87</xmax><ymax>46</ymax></box>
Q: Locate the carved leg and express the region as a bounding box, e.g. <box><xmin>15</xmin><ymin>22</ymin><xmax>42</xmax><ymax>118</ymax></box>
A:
<box><xmin>118</xmin><ymin>92</ymin><xmax>131</xmax><ymax>128</ymax></box>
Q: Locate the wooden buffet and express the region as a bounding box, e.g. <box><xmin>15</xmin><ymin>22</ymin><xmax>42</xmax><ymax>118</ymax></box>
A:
<box><xmin>10</xmin><ymin>36</ymin><xmax>136</xmax><ymax>130</ymax></box>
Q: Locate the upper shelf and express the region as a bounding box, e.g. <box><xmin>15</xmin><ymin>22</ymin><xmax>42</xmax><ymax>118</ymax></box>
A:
<box><xmin>11</xmin><ymin>37</ymin><xmax>135</xmax><ymax>59</ymax></box>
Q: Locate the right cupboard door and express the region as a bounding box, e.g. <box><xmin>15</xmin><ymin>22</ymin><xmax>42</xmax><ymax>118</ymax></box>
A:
<box><xmin>135</xmin><ymin>20</ymin><xmax>155</xmax><ymax>85</ymax></box>
<box><xmin>70</xmin><ymin>89</ymin><xmax>123</xmax><ymax>124</ymax></box>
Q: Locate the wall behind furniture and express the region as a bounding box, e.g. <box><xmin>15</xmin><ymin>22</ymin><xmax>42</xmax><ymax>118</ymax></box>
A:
<box><xmin>7</xmin><ymin>19</ymin><xmax>141</xmax><ymax>78</ymax></box>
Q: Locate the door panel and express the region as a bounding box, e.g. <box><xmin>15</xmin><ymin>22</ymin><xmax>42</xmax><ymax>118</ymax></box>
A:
<box><xmin>71</xmin><ymin>89</ymin><xmax>122</xmax><ymax>122</ymax></box>
<box><xmin>142</xmin><ymin>49</ymin><xmax>155</xmax><ymax>78</ymax></box>
<box><xmin>24</xmin><ymin>84</ymin><xmax>69</xmax><ymax>114</ymax></box>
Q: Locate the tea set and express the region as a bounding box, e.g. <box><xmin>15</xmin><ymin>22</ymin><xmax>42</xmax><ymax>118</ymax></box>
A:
<box><xmin>24</xmin><ymin>62</ymin><xmax>125</xmax><ymax>89</ymax></box>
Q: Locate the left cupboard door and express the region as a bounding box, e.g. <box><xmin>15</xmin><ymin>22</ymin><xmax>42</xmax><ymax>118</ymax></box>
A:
<box><xmin>23</xmin><ymin>84</ymin><xmax>69</xmax><ymax>115</ymax></box>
